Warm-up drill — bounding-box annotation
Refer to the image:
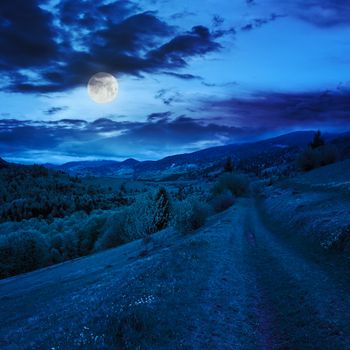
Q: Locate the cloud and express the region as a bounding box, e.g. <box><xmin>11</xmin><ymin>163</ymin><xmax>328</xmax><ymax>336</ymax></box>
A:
<box><xmin>200</xmin><ymin>89</ymin><xmax>350</xmax><ymax>129</ymax></box>
<box><xmin>295</xmin><ymin>0</ymin><xmax>350</xmax><ymax>27</ymax></box>
<box><xmin>245</xmin><ymin>0</ymin><xmax>350</xmax><ymax>28</ymax></box>
<box><xmin>241</xmin><ymin>13</ymin><xmax>285</xmax><ymax>32</ymax></box>
<box><xmin>267</xmin><ymin>0</ymin><xmax>350</xmax><ymax>28</ymax></box>
<box><xmin>0</xmin><ymin>0</ymin><xmax>58</xmax><ymax>70</ymax></box>
<box><xmin>0</xmin><ymin>116</ymin><xmax>247</xmax><ymax>162</ymax></box>
<box><xmin>57</xmin><ymin>0</ymin><xmax>139</xmax><ymax>29</ymax></box>
<box><xmin>2</xmin><ymin>88</ymin><xmax>349</xmax><ymax>162</ymax></box>
<box><xmin>44</xmin><ymin>106</ymin><xmax>69</xmax><ymax>115</ymax></box>
<box><xmin>148</xmin><ymin>25</ymin><xmax>222</xmax><ymax>68</ymax></box>
<box><xmin>212</xmin><ymin>15</ymin><xmax>225</xmax><ymax>27</ymax></box>
<box><xmin>161</xmin><ymin>71</ymin><xmax>202</xmax><ymax>80</ymax></box>
<box><xmin>170</xmin><ymin>11</ymin><xmax>196</xmax><ymax>20</ymax></box>
<box><xmin>1</xmin><ymin>1</ymin><xmax>224</xmax><ymax>93</ymax></box>
<box><xmin>147</xmin><ymin>111</ymin><xmax>172</xmax><ymax>122</ymax></box>
<box><xmin>155</xmin><ymin>89</ymin><xmax>183</xmax><ymax>105</ymax></box>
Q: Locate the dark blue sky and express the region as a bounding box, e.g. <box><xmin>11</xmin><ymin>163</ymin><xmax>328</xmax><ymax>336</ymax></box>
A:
<box><xmin>1</xmin><ymin>0</ymin><xmax>350</xmax><ymax>163</ymax></box>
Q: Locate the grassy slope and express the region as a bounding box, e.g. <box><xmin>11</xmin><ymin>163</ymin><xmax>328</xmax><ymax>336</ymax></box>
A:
<box><xmin>261</xmin><ymin>159</ymin><xmax>350</xmax><ymax>251</ymax></box>
<box><xmin>1</xmin><ymin>199</ymin><xmax>350</xmax><ymax>349</ymax></box>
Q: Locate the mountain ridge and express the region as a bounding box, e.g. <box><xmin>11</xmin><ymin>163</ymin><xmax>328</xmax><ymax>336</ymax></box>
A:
<box><xmin>6</xmin><ymin>130</ymin><xmax>349</xmax><ymax>179</ymax></box>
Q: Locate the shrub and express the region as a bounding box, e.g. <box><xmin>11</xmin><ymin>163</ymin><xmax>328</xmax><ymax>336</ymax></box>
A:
<box><xmin>212</xmin><ymin>172</ymin><xmax>249</xmax><ymax>197</ymax></box>
<box><xmin>94</xmin><ymin>210</ymin><xmax>128</xmax><ymax>251</ymax></box>
<box><xmin>297</xmin><ymin>147</ymin><xmax>320</xmax><ymax>171</ymax></box>
<box><xmin>298</xmin><ymin>145</ymin><xmax>339</xmax><ymax>171</ymax></box>
<box><xmin>112</xmin><ymin>304</ymin><xmax>162</xmax><ymax>349</ymax></box>
<box><xmin>0</xmin><ymin>230</ymin><xmax>49</xmax><ymax>278</ymax></box>
<box><xmin>210</xmin><ymin>190</ymin><xmax>235</xmax><ymax>213</ymax></box>
<box><xmin>123</xmin><ymin>193</ymin><xmax>160</xmax><ymax>239</ymax></box>
<box><xmin>319</xmin><ymin>144</ymin><xmax>339</xmax><ymax>166</ymax></box>
<box><xmin>172</xmin><ymin>196</ymin><xmax>210</xmax><ymax>234</ymax></box>
<box><xmin>95</xmin><ymin>191</ymin><xmax>169</xmax><ymax>251</ymax></box>
<box><xmin>77</xmin><ymin>213</ymin><xmax>108</xmax><ymax>255</ymax></box>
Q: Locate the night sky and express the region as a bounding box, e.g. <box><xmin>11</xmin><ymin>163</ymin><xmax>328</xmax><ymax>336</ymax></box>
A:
<box><xmin>1</xmin><ymin>0</ymin><xmax>350</xmax><ymax>163</ymax></box>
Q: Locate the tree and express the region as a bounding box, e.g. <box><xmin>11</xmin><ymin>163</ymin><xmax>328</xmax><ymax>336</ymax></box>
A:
<box><xmin>154</xmin><ymin>187</ymin><xmax>170</xmax><ymax>231</ymax></box>
<box><xmin>310</xmin><ymin>130</ymin><xmax>325</xmax><ymax>149</ymax></box>
<box><xmin>298</xmin><ymin>131</ymin><xmax>339</xmax><ymax>171</ymax></box>
<box><xmin>224</xmin><ymin>156</ymin><xmax>234</xmax><ymax>172</ymax></box>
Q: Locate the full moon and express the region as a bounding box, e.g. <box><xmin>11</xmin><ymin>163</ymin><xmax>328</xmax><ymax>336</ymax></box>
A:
<box><xmin>87</xmin><ymin>72</ymin><xmax>118</xmax><ymax>104</ymax></box>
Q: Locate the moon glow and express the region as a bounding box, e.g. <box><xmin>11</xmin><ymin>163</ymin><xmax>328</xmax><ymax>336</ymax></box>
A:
<box><xmin>87</xmin><ymin>72</ymin><xmax>118</xmax><ymax>104</ymax></box>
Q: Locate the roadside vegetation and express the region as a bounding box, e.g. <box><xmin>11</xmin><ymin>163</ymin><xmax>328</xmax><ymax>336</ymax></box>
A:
<box><xmin>0</xmin><ymin>160</ymin><xmax>249</xmax><ymax>278</ymax></box>
<box><xmin>298</xmin><ymin>131</ymin><xmax>339</xmax><ymax>171</ymax></box>
<box><xmin>0</xmin><ymin>188</ymin><xmax>171</xmax><ymax>278</ymax></box>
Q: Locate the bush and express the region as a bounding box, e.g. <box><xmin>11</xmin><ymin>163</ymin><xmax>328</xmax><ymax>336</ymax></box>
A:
<box><xmin>95</xmin><ymin>191</ymin><xmax>170</xmax><ymax>251</ymax></box>
<box><xmin>77</xmin><ymin>213</ymin><xmax>108</xmax><ymax>255</ymax></box>
<box><xmin>212</xmin><ymin>172</ymin><xmax>249</xmax><ymax>197</ymax></box>
<box><xmin>319</xmin><ymin>144</ymin><xmax>339</xmax><ymax>166</ymax></box>
<box><xmin>298</xmin><ymin>145</ymin><xmax>339</xmax><ymax>171</ymax></box>
<box><xmin>210</xmin><ymin>190</ymin><xmax>235</xmax><ymax>213</ymax></box>
<box><xmin>297</xmin><ymin>147</ymin><xmax>320</xmax><ymax>171</ymax></box>
<box><xmin>0</xmin><ymin>230</ymin><xmax>49</xmax><ymax>278</ymax></box>
<box><xmin>94</xmin><ymin>210</ymin><xmax>128</xmax><ymax>251</ymax></box>
<box><xmin>112</xmin><ymin>304</ymin><xmax>162</xmax><ymax>349</ymax></box>
<box><xmin>123</xmin><ymin>193</ymin><xmax>162</xmax><ymax>239</ymax></box>
<box><xmin>172</xmin><ymin>196</ymin><xmax>210</xmax><ymax>234</ymax></box>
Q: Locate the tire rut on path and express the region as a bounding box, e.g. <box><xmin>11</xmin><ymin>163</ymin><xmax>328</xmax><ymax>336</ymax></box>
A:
<box><xmin>190</xmin><ymin>197</ymin><xmax>350</xmax><ymax>349</ymax></box>
<box><xmin>241</xmin><ymin>198</ymin><xmax>350</xmax><ymax>349</ymax></box>
<box><xmin>189</xmin><ymin>214</ymin><xmax>256</xmax><ymax>350</ymax></box>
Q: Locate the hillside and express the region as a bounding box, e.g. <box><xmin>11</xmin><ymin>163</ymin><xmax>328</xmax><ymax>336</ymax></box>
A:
<box><xmin>260</xmin><ymin>159</ymin><xmax>350</xmax><ymax>252</ymax></box>
<box><xmin>1</xmin><ymin>133</ymin><xmax>350</xmax><ymax>348</ymax></box>
<box><xmin>0</xmin><ymin>162</ymin><xmax>125</xmax><ymax>222</ymax></box>
<box><xmin>43</xmin><ymin>131</ymin><xmax>350</xmax><ymax>180</ymax></box>
<box><xmin>42</xmin><ymin>131</ymin><xmax>316</xmax><ymax>178</ymax></box>
<box><xmin>1</xmin><ymin>199</ymin><xmax>350</xmax><ymax>349</ymax></box>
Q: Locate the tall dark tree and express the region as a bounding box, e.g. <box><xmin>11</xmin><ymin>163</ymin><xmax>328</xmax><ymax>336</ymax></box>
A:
<box><xmin>224</xmin><ymin>156</ymin><xmax>234</xmax><ymax>172</ymax></box>
<box><xmin>154</xmin><ymin>187</ymin><xmax>170</xmax><ymax>231</ymax></box>
<box><xmin>310</xmin><ymin>130</ymin><xmax>325</xmax><ymax>149</ymax></box>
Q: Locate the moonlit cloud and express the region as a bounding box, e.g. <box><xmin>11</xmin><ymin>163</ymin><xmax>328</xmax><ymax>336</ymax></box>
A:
<box><xmin>0</xmin><ymin>0</ymin><xmax>350</xmax><ymax>163</ymax></box>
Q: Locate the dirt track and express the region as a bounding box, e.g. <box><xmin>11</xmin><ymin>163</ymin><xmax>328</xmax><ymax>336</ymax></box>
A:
<box><xmin>1</xmin><ymin>198</ymin><xmax>350</xmax><ymax>349</ymax></box>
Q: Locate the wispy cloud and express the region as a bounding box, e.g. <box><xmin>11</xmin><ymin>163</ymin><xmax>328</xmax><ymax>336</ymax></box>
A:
<box><xmin>44</xmin><ymin>106</ymin><xmax>69</xmax><ymax>115</ymax></box>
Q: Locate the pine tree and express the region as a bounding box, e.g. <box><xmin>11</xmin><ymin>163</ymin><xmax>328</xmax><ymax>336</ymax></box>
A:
<box><xmin>154</xmin><ymin>187</ymin><xmax>170</xmax><ymax>231</ymax></box>
<box><xmin>310</xmin><ymin>130</ymin><xmax>325</xmax><ymax>149</ymax></box>
<box><xmin>224</xmin><ymin>156</ymin><xmax>234</xmax><ymax>172</ymax></box>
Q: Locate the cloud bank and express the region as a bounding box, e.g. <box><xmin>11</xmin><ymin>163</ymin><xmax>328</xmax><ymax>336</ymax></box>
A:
<box><xmin>0</xmin><ymin>0</ymin><xmax>227</xmax><ymax>94</ymax></box>
<box><xmin>1</xmin><ymin>89</ymin><xmax>349</xmax><ymax>163</ymax></box>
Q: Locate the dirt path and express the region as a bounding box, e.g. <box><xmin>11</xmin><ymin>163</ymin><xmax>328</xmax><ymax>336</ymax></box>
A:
<box><xmin>186</xmin><ymin>198</ymin><xmax>350</xmax><ymax>349</ymax></box>
<box><xmin>1</xmin><ymin>198</ymin><xmax>350</xmax><ymax>349</ymax></box>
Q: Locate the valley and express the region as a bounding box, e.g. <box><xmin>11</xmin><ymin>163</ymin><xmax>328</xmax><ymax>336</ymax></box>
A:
<box><xmin>1</xmin><ymin>130</ymin><xmax>350</xmax><ymax>349</ymax></box>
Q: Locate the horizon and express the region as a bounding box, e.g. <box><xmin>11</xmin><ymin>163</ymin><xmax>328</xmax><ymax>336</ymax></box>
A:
<box><xmin>2</xmin><ymin>128</ymin><xmax>347</xmax><ymax>165</ymax></box>
<box><xmin>1</xmin><ymin>0</ymin><xmax>350</xmax><ymax>163</ymax></box>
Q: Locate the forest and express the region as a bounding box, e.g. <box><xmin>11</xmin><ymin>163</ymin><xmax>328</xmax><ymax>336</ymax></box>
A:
<box><xmin>0</xmin><ymin>158</ymin><xmax>249</xmax><ymax>278</ymax></box>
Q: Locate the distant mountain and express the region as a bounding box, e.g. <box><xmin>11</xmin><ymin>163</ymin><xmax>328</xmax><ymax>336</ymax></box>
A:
<box><xmin>47</xmin><ymin>158</ymin><xmax>140</xmax><ymax>177</ymax></box>
<box><xmin>43</xmin><ymin>131</ymin><xmax>348</xmax><ymax>179</ymax></box>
